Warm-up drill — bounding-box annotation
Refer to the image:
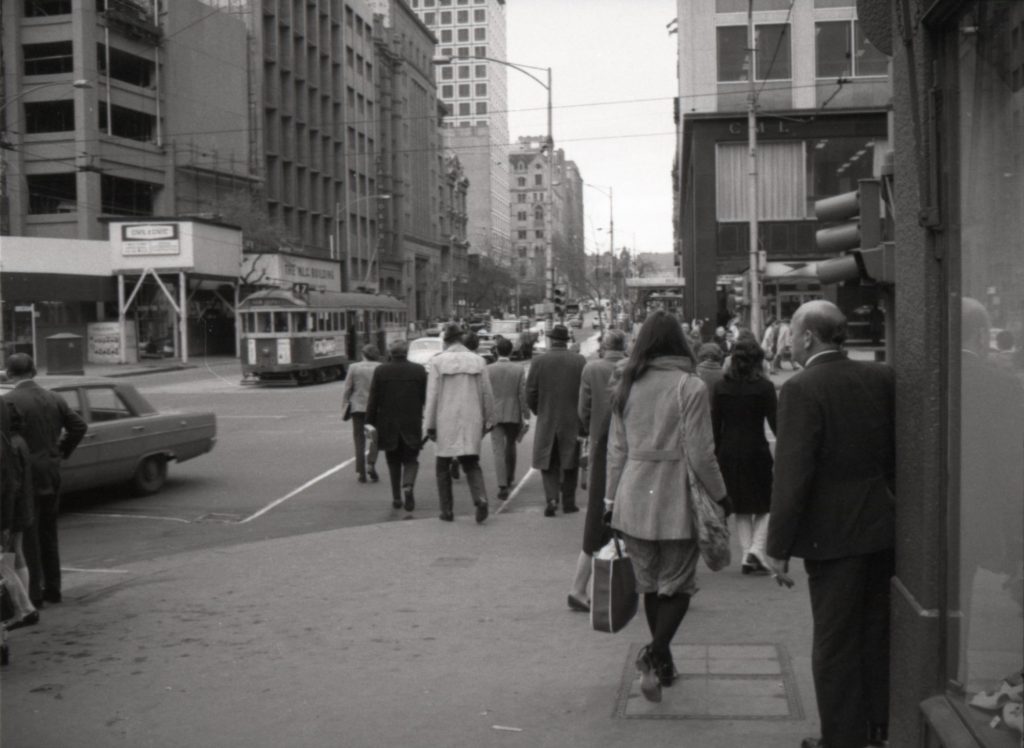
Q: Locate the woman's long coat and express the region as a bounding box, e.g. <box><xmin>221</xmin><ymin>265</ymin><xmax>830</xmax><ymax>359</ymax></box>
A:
<box><xmin>606</xmin><ymin>356</ymin><xmax>727</xmax><ymax>541</ymax></box>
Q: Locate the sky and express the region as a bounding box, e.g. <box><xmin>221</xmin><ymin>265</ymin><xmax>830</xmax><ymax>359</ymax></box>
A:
<box><xmin>505</xmin><ymin>0</ymin><xmax>679</xmax><ymax>259</ymax></box>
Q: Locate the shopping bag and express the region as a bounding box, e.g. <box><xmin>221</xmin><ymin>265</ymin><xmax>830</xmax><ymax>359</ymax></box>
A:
<box><xmin>591</xmin><ymin>535</ymin><xmax>638</xmax><ymax>633</ymax></box>
<box><xmin>687</xmin><ymin>465</ymin><xmax>731</xmax><ymax>571</ymax></box>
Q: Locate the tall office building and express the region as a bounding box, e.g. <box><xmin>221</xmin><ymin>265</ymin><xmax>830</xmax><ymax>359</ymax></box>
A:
<box><xmin>408</xmin><ymin>0</ymin><xmax>510</xmax><ymax>267</ymax></box>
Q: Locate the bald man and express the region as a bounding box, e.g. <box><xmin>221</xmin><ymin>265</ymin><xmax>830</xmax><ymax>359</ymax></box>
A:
<box><xmin>766</xmin><ymin>300</ymin><xmax>895</xmax><ymax>748</ymax></box>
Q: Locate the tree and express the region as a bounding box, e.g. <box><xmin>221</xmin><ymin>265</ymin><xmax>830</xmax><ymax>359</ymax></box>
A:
<box><xmin>466</xmin><ymin>256</ymin><xmax>516</xmax><ymax>313</ymax></box>
<box><xmin>216</xmin><ymin>190</ymin><xmax>299</xmax><ymax>287</ymax></box>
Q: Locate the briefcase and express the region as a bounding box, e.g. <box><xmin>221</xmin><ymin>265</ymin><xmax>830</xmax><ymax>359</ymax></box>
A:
<box><xmin>591</xmin><ymin>535</ymin><xmax>638</xmax><ymax>633</ymax></box>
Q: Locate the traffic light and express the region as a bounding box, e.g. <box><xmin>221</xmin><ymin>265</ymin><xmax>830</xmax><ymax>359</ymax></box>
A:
<box><xmin>552</xmin><ymin>286</ymin><xmax>565</xmax><ymax>317</ymax></box>
<box><xmin>814</xmin><ymin>178</ymin><xmax>893</xmax><ymax>285</ymax></box>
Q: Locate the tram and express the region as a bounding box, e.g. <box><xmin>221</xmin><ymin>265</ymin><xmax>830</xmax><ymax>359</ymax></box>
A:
<box><xmin>238</xmin><ymin>287</ymin><xmax>407</xmax><ymax>384</ymax></box>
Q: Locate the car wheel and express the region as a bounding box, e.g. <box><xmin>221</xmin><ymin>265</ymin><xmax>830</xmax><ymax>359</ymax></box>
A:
<box><xmin>131</xmin><ymin>455</ymin><xmax>168</xmax><ymax>496</ymax></box>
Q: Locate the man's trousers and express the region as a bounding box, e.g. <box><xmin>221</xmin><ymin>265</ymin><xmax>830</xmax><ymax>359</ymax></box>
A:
<box><xmin>804</xmin><ymin>548</ymin><xmax>894</xmax><ymax>748</ymax></box>
<box><xmin>541</xmin><ymin>436</ymin><xmax>579</xmax><ymax>511</ymax></box>
<box><xmin>490</xmin><ymin>422</ymin><xmax>522</xmax><ymax>488</ymax></box>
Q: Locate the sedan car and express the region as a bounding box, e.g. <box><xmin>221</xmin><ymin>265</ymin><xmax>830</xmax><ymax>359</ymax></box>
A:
<box><xmin>408</xmin><ymin>336</ymin><xmax>444</xmax><ymax>366</ymax></box>
<box><xmin>1</xmin><ymin>377</ymin><xmax>216</xmax><ymax>496</ymax></box>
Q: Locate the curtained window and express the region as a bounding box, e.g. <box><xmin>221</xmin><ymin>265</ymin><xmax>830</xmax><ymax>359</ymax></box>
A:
<box><xmin>716</xmin><ymin>141</ymin><xmax>806</xmax><ymax>221</ymax></box>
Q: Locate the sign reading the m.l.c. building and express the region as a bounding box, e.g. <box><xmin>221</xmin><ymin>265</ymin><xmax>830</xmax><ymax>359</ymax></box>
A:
<box><xmin>121</xmin><ymin>224</ymin><xmax>180</xmax><ymax>256</ymax></box>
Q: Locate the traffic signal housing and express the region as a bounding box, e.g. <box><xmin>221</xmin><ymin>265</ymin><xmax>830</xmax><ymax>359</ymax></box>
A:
<box><xmin>552</xmin><ymin>286</ymin><xmax>565</xmax><ymax>317</ymax></box>
<box><xmin>814</xmin><ymin>178</ymin><xmax>893</xmax><ymax>285</ymax></box>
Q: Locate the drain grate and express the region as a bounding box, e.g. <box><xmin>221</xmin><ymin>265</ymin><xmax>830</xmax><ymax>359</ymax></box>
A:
<box><xmin>430</xmin><ymin>556</ymin><xmax>477</xmax><ymax>568</ymax></box>
<box><xmin>615</xmin><ymin>643</ymin><xmax>804</xmax><ymax>721</ymax></box>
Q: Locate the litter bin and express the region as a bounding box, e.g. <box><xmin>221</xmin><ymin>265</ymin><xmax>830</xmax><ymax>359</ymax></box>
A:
<box><xmin>46</xmin><ymin>333</ymin><xmax>84</xmax><ymax>375</ymax></box>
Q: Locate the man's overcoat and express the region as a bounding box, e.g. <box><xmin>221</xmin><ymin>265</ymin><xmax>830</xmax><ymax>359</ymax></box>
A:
<box><xmin>526</xmin><ymin>345</ymin><xmax>586</xmax><ymax>471</ymax></box>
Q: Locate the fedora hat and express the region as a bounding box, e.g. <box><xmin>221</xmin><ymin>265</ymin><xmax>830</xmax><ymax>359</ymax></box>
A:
<box><xmin>547</xmin><ymin>324</ymin><xmax>570</xmax><ymax>342</ymax></box>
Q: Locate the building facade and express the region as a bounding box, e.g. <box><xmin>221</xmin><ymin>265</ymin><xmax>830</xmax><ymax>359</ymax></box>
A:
<box><xmin>438</xmin><ymin>146</ymin><xmax>469</xmax><ymax>317</ymax></box>
<box><xmin>675</xmin><ymin>0</ymin><xmax>891</xmax><ymax>327</ymax></box>
<box><xmin>408</xmin><ymin>0</ymin><xmax>510</xmax><ymax>267</ymax></box>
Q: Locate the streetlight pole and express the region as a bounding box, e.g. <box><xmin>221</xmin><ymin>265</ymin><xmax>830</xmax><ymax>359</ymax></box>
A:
<box><xmin>746</xmin><ymin>0</ymin><xmax>763</xmax><ymax>337</ymax></box>
<box><xmin>586</xmin><ymin>183</ymin><xmax>613</xmax><ymax>306</ymax></box>
<box><xmin>437</xmin><ymin>56</ymin><xmax>553</xmax><ymax>314</ymax></box>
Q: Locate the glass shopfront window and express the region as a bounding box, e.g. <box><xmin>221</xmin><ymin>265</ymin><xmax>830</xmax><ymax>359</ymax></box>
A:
<box><xmin>948</xmin><ymin>1</ymin><xmax>1024</xmax><ymax>740</ymax></box>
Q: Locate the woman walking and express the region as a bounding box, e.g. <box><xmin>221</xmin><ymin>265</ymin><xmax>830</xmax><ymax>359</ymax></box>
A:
<box><xmin>606</xmin><ymin>311</ymin><xmax>730</xmax><ymax>703</ymax></box>
<box><xmin>711</xmin><ymin>336</ymin><xmax>777</xmax><ymax>574</ymax></box>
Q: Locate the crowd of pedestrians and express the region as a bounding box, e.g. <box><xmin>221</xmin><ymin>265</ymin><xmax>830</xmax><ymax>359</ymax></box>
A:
<box><xmin>355</xmin><ymin>302</ymin><xmax>896</xmax><ymax>748</ymax></box>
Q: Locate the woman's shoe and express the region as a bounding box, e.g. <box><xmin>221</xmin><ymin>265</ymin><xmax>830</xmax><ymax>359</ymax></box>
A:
<box><xmin>655</xmin><ymin>653</ymin><xmax>679</xmax><ymax>687</ymax></box>
<box><xmin>567</xmin><ymin>594</ymin><xmax>590</xmax><ymax>613</ymax></box>
<box><xmin>635</xmin><ymin>646</ymin><xmax>663</xmax><ymax>703</ymax></box>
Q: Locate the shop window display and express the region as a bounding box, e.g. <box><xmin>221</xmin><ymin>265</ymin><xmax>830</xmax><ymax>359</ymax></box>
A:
<box><xmin>949</xmin><ymin>2</ymin><xmax>1024</xmax><ymax>741</ymax></box>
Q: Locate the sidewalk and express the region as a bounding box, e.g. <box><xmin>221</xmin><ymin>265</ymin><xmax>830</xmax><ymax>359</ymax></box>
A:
<box><xmin>1</xmin><ymin>503</ymin><xmax>819</xmax><ymax>748</ymax></box>
<box><xmin>66</xmin><ymin>354</ymin><xmax>240</xmax><ymax>380</ymax></box>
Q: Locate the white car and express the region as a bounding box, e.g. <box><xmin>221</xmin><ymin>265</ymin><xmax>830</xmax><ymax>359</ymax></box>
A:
<box><xmin>407</xmin><ymin>336</ymin><xmax>443</xmax><ymax>366</ymax></box>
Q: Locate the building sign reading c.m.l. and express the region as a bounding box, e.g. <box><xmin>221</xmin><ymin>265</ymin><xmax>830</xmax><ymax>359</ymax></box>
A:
<box><xmin>121</xmin><ymin>224</ymin><xmax>181</xmax><ymax>256</ymax></box>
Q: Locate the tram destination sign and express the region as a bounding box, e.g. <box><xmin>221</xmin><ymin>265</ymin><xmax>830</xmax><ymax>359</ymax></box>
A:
<box><xmin>120</xmin><ymin>224</ymin><xmax>181</xmax><ymax>256</ymax></box>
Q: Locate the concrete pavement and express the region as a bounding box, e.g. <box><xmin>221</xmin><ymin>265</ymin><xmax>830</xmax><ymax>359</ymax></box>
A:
<box><xmin>2</xmin><ymin>488</ymin><xmax>821</xmax><ymax>748</ymax></box>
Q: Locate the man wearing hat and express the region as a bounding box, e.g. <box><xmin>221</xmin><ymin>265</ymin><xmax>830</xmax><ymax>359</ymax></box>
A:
<box><xmin>526</xmin><ymin>324</ymin><xmax>586</xmax><ymax>517</ymax></box>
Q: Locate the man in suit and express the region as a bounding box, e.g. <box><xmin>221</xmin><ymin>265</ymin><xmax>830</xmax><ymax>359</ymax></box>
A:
<box><xmin>2</xmin><ymin>354</ymin><xmax>87</xmax><ymax>606</ymax></box>
<box><xmin>366</xmin><ymin>339</ymin><xmax>428</xmax><ymax>512</ymax></box>
<box><xmin>766</xmin><ymin>300</ymin><xmax>895</xmax><ymax>748</ymax></box>
<box><xmin>526</xmin><ymin>324</ymin><xmax>586</xmax><ymax>517</ymax></box>
<box><xmin>341</xmin><ymin>344</ymin><xmax>382</xmax><ymax>483</ymax></box>
<box><xmin>485</xmin><ymin>338</ymin><xmax>529</xmax><ymax>501</ymax></box>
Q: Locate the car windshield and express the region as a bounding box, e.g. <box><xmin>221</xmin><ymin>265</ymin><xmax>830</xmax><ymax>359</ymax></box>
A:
<box><xmin>410</xmin><ymin>339</ymin><xmax>441</xmax><ymax>352</ymax></box>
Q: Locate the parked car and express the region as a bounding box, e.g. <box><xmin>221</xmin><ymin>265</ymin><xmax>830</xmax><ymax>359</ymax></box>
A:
<box><xmin>408</xmin><ymin>336</ymin><xmax>444</xmax><ymax>366</ymax></box>
<box><xmin>0</xmin><ymin>377</ymin><xmax>216</xmax><ymax>496</ymax></box>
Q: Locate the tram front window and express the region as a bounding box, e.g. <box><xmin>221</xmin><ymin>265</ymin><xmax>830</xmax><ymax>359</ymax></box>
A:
<box><xmin>292</xmin><ymin>312</ymin><xmax>309</xmax><ymax>332</ymax></box>
<box><xmin>273</xmin><ymin>312</ymin><xmax>288</xmax><ymax>332</ymax></box>
<box><xmin>256</xmin><ymin>312</ymin><xmax>272</xmax><ymax>332</ymax></box>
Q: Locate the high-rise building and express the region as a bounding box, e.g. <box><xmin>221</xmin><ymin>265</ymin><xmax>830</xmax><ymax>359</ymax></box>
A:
<box><xmin>674</xmin><ymin>0</ymin><xmax>891</xmax><ymax>326</ymax></box>
<box><xmin>408</xmin><ymin>0</ymin><xmax>510</xmax><ymax>267</ymax></box>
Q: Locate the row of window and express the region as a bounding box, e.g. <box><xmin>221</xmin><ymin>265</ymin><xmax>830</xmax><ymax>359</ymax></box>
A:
<box><xmin>21</xmin><ymin>99</ymin><xmax>157</xmax><ymax>141</ymax></box>
<box><xmin>26</xmin><ymin>173</ymin><xmax>155</xmax><ymax>216</ymax></box>
<box><xmin>717</xmin><ymin>20</ymin><xmax>887</xmax><ymax>83</ymax></box>
<box><xmin>516</xmin><ymin>229</ymin><xmax>544</xmax><ymax>240</ymax></box>
<box><xmin>240</xmin><ymin>309</ymin><xmax>404</xmax><ymax>334</ymax></box>
<box><xmin>515</xmin><ymin>175</ymin><xmax>544</xmax><ymax>187</ymax></box>
<box><xmin>440</xmin><ymin>82</ymin><xmax>487</xmax><ymax>99</ymax></box>
<box><xmin>515</xmin><ymin>208</ymin><xmax>544</xmax><ymax>221</ymax></box>
<box><xmin>437</xmin><ymin>46</ymin><xmax>488</xmax><ymax>64</ymax></box>
<box><xmin>515</xmin><ymin>192</ymin><xmax>545</xmax><ymax>203</ymax></box>
<box><xmin>439</xmin><ymin>63</ymin><xmax>488</xmax><ymax>81</ymax></box>
<box><xmin>23</xmin><ymin>41</ymin><xmax>156</xmax><ymax>88</ymax></box>
<box><xmin>437</xmin><ymin>27</ymin><xmax>486</xmax><ymax>43</ymax></box>
<box><xmin>416</xmin><ymin>7</ymin><xmax>487</xmax><ymax>25</ymax></box>
<box><xmin>414</xmin><ymin>0</ymin><xmax>487</xmax><ymax>8</ymax></box>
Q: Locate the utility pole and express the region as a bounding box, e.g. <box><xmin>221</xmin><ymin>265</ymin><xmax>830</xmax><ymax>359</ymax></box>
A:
<box><xmin>544</xmin><ymin>67</ymin><xmax>554</xmax><ymax>327</ymax></box>
<box><xmin>746</xmin><ymin>0</ymin><xmax>763</xmax><ymax>337</ymax></box>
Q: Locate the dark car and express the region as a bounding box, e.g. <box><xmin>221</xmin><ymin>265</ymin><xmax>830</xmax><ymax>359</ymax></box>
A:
<box><xmin>1</xmin><ymin>377</ymin><xmax>216</xmax><ymax>496</ymax></box>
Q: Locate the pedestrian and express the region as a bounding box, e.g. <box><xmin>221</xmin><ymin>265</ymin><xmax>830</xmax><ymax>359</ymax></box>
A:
<box><xmin>711</xmin><ymin>336</ymin><xmax>777</xmax><ymax>574</ymax></box>
<box><xmin>485</xmin><ymin>338</ymin><xmax>529</xmax><ymax>502</ymax></box>
<box><xmin>526</xmin><ymin>324</ymin><xmax>586</xmax><ymax>517</ymax></box>
<box><xmin>766</xmin><ymin>300</ymin><xmax>895</xmax><ymax>748</ymax></box>
<box><xmin>365</xmin><ymin>339</ymin><xmax>427</xmax><ymax>512</ymax></box>
<box><xmin>567</xmin><ymin>329</ymin><xmax>627</xmax><ymax>612</ymax></box>
<box><xmin>713</xmin><ymin>325</ymin><xmax>731</xmax><ymax>355</ymax></box>
<box><xmin>605</xmin><ymin>311</ymin><xmax>730</xmax><ymax>702</ymax></box>
<box><xmin>762</xmin><ymin>317</ymin><xmax>780</xmax><ymax>360</ymax></box>
<box><xmin>695</xmin><ymin>342</ymin><xmax>726</xmax><ymax>391</ymax></box>
<box><xmin>772</xmin><ymin>317</ymin><xmax>795</xmax><ymax>372</ymax></box>
<box><xmin>424</xmin><ymin>324</ymin><xmax>495</xmax><ymax>523</ymax></box>
<box><xmin>2</xmin><ymin>354</ymin><xmax>87</xmax><ymax>607</ymax></box>
<box><xmin>1</xmin><ymin>401</ymin><xmax>38</xmax><ymax>630</ymax></box>
<box><xmin>341</xmin><ymin>344</ymin><xmax>382</xmax><ymax>483</ymax></box>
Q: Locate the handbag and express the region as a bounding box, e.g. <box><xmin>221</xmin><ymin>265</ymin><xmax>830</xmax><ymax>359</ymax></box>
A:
<box><xmin>678</xmin><ymin>374</ymin><xmax>732</xmax><ymax>572</ymax></box>
<box><xmin>342</xmin><ymin>402</ymin><xmax>352</xmax><ymax>422</ymax></box>
<box><xmin>591</xmin><ymin>534</ymin><xmax>638</xmax><ymax>633</ymax></box>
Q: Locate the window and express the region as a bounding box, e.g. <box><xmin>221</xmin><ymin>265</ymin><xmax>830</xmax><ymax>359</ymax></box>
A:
<box><xmin>474</xmin><ymin>46</ymin><xmax>487</xmax><ymax>58</ymax></box>
<box><xmin>475</xmin><ymin>64</ymin><xmax>486</xmax><ymax>78</ymax></box>
<box><xmin>517</xmin><ymin>177</ymin><xmax>526</xmax><ymax>187</ymax></box>
<box><xmin>806</xmin><ymin>137</ymin><xmax>877</xmax><ymax>212</ymax></box>
<box><xmin>474</xmin><ymin>27</ymin><xmax>485</xmax><ymax>41</ymax></box>
<box><xmin>535</xmin><ymin>230</ymin><xmax>544</xmax><ymax>239</ymax></box>
<box><xmin>101</xmin><ymin>174</ymin><xmax>156</xmax><ymax>216</ymax></box>
<box><xmin>459</xmin><ymin>102</ymin><xmax>470</xmax><ymax>115</ymax></box>
<box><xmin>517</xmin><ymin>193</ymin><xmax>527</xmax><ymax>203</ymax></box>
<box><xmin>98</xmin><ymin>44</ymin><xmax>156</xmax><ymax>87</ymax></box>
<box><xmin>27</xmin><ymin>173</ymin><xmax>77</xmax><ymax>214</ymax></box>
<box><xmin>715</xmin><ymin>141</ymin><xmax>805</xmax><ymax>221</ymax></box>
<box><xmin>517</xmin><ymin>210</ymin><xmax>527</xmax><ymax>220</ymax></box>
<box><xmin>441</xmin><ymin>66</ymin><xmax>453</xmax><ymax>80</ymax></box>
<box><xmin>23</xmin><ymin>0</ymin><xmax>70</xmax><ymax>15</ymax></box>
<box><xmin>457</xmin><ymin>10</ymin><xmax>468</xmax><ymax>22</ymax></box>
<box><xmin>457</xmin><ymin>65</ymin><xmax>470</xmax><ymax>79</ymax></box>
<box><xmin>441</xmin><ymin>84</ymin><xmax>453</xmax><ymax>97</ymax></box>
<box><xmin>100</xmin><ymin>102</ymin><xmax>156</xmax><ymax>142</ymax></box>
<box><xmin>475</xmin><ymin>101</ymin><xmax>487</xmax><ymax>114</ymax></box>
<box><xmin>458</xmin><ymin>84</ymin><xmax>470</xmax><ymax>96</ymax></box>
<box><xmin>23</xmin><ymin>41</ymin><xmax>73</xmax><ymax>75</ymax></box>
<box><xmin>457</xmin><ymin>28</ymin><xmax>469</xmax><ymax>42</ymax></box>
<box><xmin>816</xmin><ymin>21</ymin><xmax>888</xmax><ymax>78</ymax></box>
<box><xmin>717</xmin><ymin>24</ymin><xmax>791</xmax><ymax>82</ymax></box>
<box><xmin>948</xmin><ymin>6</ymin><xmax>1024</xmax><ymax>720</ymax></box>
<box><xmin>534</xmin><ymin>174</ymin><xmax>543</xmax><ymax>186</ymax></box>
<box><xmin>24</xmin><ymin>100</ymin><xmax>74</xmax><ymax>133</ymax></box>
<box><xmin>534</xmin><ymin>206</ymin><xmax>544</xmax><ymax>219</ymax></box>
<box><xmin>518</xmin><ymin>230</ymin><xmax>527</xmax><ymax>239</ymax></box>
<box><xmin>84</xmin><ymin>387</ymin><xmax>131</xmax><ymax>422</ymax></box>
<box><xmin>441</xmin><ymin>29</ymin><xmax>452</xmax><ymax>42</ymax></box>
<box><xmin>440</xmin><ymin>11</ymin><xmax>451</xmax><ymax>23</ymax></box>
<box><xmin>474</xmin><ymin>9</ymin><xmax>484</xmax><ymax>22</ymax></box>
<box><xmin>475</xmin><ymin>83</ymin><xmax>486</xmax><ymax>96</ymax></box>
